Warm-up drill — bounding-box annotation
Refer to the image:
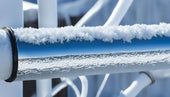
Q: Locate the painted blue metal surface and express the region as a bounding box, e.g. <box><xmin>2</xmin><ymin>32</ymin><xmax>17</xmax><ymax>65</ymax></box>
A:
<box><xmin>17</xmin><ymin>36</ymin><xmax>170</xmax><ymax>58</ymax></box>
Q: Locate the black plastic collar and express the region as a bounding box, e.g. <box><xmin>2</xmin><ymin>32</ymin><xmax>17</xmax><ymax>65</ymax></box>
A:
<box><xmin>139</xmin><ymin>71</ymin><xmax>155</xmax><ymax>84</ymax></box>
<box><xmin>3</xmin><ymin>27</ymin><xmax>18</xmax><ymax>82</ymax></box>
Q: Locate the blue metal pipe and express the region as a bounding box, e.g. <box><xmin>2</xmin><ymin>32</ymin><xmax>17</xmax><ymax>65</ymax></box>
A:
<box><xmin>18</xmin><ymin>36</ymin><xmax>170</xmax><ymax>58</ymax></box>
<box><xmin>10</xmin><ymin>26</ymin><xmax>170</xmax><ymax>81</ymax></box>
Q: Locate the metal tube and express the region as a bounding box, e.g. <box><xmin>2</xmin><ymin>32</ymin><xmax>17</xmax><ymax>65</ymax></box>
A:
<box><xmin>118</xmin><ymin>69</ymin><xmax>170</xmax><ymax>97</ymax></box>
<box><xmin>14</xmin><ymin>24</ymin><xmax>170</xmax><ymax>58</ymax></box>
<box><xmin>2</xmin><ymin>23</ymin><xmax>170</xmax><ymax>81</ymax></box>
<box><xmin>118</xmin><ymin>73</ymin><xmax>152</xmax><ymax>97</ymax></box>
<box><xmin>38</xmin><ymin>0</ymin><xmax>57</xmax><ymax>28</ymax></box>
<box><xmin>104</xmin><ymin>0</ymin><xmax>134</xmax><ymax>26</ymax></box>
<box><xmin>75</xmin><ymin>0</ymin><xmax>106</xmax><ymax>26</ymax></box>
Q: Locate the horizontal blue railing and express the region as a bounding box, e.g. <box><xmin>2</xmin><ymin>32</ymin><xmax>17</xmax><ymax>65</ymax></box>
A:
<box><xmin>17</xmin><ymin>36</ymin><xmax>170</xmax><ymax>58</ymax></box>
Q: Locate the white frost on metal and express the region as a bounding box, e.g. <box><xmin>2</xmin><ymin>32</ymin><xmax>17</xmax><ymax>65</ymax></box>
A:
<box><xmin>16</xmin><ymin>50</ymin><xmax>170</xmax><ymax>81</ymax></box>
<box><xmin>13</xmin><ymin>23</ymin><xmax>170</xmax><ymax>44</ymax></box>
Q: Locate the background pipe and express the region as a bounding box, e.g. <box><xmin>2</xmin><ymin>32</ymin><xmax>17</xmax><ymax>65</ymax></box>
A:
<box><xmin>51</xmin><ymin>77</ymin><xmax>77</xmax><ymax>96</ymax></box>
<box><xmin>61</xmin><ymin>78</ymin><xmax>81</xmax><ymax>97</ymax></box>
<box><xmin>118</xmin><ymin>73</ymin><xmax>152</xmax><ymax>97</ymax></box>
<box><xmin>36</xmin><ymin>0</ymin><xmax>58</xmax><ymax>97</ymax></box>
<box><xmin>104</xmin><ymin>0</ymin><xmax>134</xmax><ymax>26</ymax></box>
<box><xmin>117</xmin><ymin>69</ymin><xmax>170</xmax><ymax>97</ymax></box>
<box><xmin>75</xmin><ymin>0</ymin><xmax>106</xmax><ymax>26</ymax></box>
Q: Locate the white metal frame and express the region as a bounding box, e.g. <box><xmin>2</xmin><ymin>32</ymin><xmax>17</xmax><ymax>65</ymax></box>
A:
<box><xmin>37</xmin><ymin>0</ymin><xmax>58</xmax><ymax>97</ymax></box>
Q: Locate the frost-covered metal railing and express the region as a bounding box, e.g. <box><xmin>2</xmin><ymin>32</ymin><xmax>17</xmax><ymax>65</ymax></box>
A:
<box><xmin>0</xmin><ymin>23</ymin><xmax>170</xmax><ymax>82</ymax></box>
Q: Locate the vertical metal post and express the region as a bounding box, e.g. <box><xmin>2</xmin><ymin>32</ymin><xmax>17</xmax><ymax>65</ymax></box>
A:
<box><xmin>0</xmin><ymin>0</ymin><xmax>23</xmax><ymax>97</ymax></box>
<box><xmin>37</xmin><ymin>0</ymin><xmax>58</xmax><ymax>28</ymax></box>
<box><xmin>36</xmin><ymin>0</ymin><xmax>58</xmax><ymax>97</ymax></box>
